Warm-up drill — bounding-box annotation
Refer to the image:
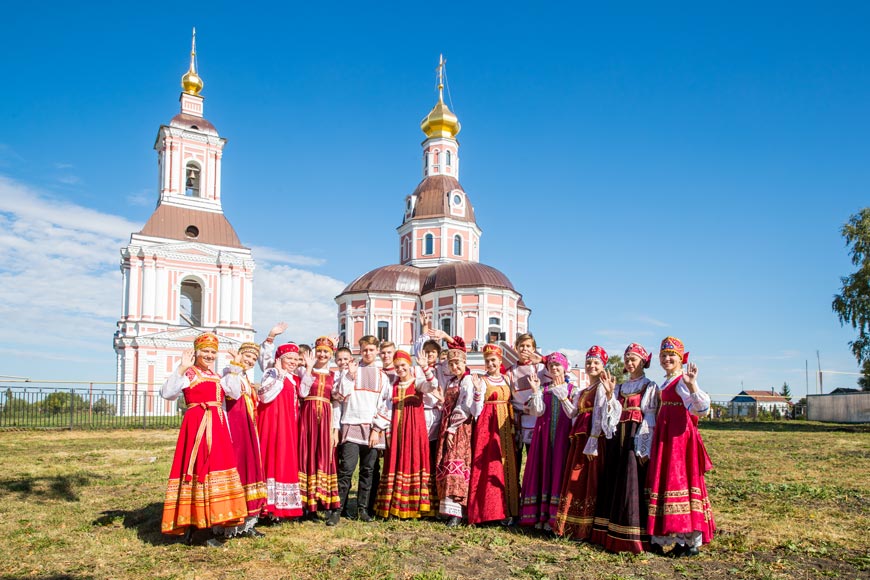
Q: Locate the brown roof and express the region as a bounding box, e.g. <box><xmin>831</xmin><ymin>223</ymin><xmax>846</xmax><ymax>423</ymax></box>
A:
<box><xmin>138</xmin><ymin>204</ymin><xmax>246</xmax><ymax>249</ymax></box>
<box><xmin>339</xmin><ymin>264</ymin><xmax>432</xmax><ymax>296</ymax></box>
<box><xmin>422</xmin><ymin>262</ymin><xmax>517</xmax><ymax>294</ymax></box>
<box><xmin>168</xmin><ymin>113</ymin><xmax>219</xmax><ymax>136</ymax></box>
<box><xmin>739</xmin><ymin>390</ymin><xmax>791</xmax><ymax>403</ymax></box>
<box><xmin>408</xmin><ymin>175</ymin><xmax>476</xmax><ymax>223</ymax></box>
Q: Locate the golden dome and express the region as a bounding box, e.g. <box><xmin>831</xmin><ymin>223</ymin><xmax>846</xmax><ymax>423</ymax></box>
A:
<box><xmin>181</xmin><ymin>28</ymin><xmax>203</xmax><ymax>96</ymax></box>
<box><xmin>421</xmin><ymin>99</ymin><xmax>461</xmax><ymax>139</ymax></box>
<box><xmin>181</xmin><ymin>68</ymin><xmax>203</xmax><ymax>95</ymax></box>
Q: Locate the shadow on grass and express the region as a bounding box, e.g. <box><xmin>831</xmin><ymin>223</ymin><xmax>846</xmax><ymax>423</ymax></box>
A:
<box><xmin>0</xmin><ymin>472</ymin><xmax>104</xmax><ymax>502</ymax></box>
<box><xmin>700</xmin><ymin>421</ymin><xmax>870</xmax><ymax>433</ymax></box>
<box><xmin>0</xmin><ymin>576</ymin><xmax>94</xmax><ymax>580</ymax></box>
<box><xmin>92</xmin><ymin>502</ymin><xmax>167</xmax><ymax>546</ymax></box>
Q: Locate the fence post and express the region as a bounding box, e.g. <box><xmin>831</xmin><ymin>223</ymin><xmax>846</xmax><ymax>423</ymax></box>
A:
<box><xmin>69</xmin><ymin>389</ymin><xmax>74</xmax><ymax>430</ymax></box>
<box><xmin>142</xmin><ymin>391</ymin><xmax>147</xmax><ymax>430</ymax></box>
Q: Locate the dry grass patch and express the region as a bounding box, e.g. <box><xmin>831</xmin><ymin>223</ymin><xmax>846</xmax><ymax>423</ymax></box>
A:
<box><xmin>0</xmin><ymin>424</ymin><xmax>868</xmax><ymax>579</ymax></box>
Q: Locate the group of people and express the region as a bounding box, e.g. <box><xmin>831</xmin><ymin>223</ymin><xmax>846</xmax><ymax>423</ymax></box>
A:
<box><xmin>159</xmin><ymin>320</ymin><xmax>715</xmax><ymax>557</ymax></box>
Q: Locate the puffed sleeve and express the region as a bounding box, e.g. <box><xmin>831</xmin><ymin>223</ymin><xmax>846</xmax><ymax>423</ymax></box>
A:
<box><xmin>634</xmin><ymin>379</ymin><xmax>659</xmax><ymax>459</ymax></box>
<box><xmin>372</xmin><ymin>383</ymin><xmax>393</xmax><ymax>433</ymax></box>
<box><xmin>676</xmin><ymin>378</ymin><xmax>711</xmax><ymax>416</ymax></box>
<box><xmin>526</xmin><ymin>389</ymin><xmax>545</xmax><ymax>417</ymax></box>
<box><xmin>446</xmin><ymin>375</ymin><xmax>473</xmax><ymax>433</ymax></box>
<box><xmin>582</xmin><ymin>384</ymin><xmax>621</xmax><ymax>456</ymax></box>
<box><xmin>559</xmin><ymin>384</ymin><xmax>583</xmax><ymax>418</ymax></box>
<box><xmin>259</xmin><ymin>340</ymin><xmax>275</xmax><ymax>371</ymax></box>
<box><xmin>298</xmin><ymin>368</ymin><xmax>315</xmax><ymax>398</ymax></box>
<box><xmin>415</xmin><ymin>365</ymin><xmax>438</xmax><ymax>394</ymax></box>
<box><xmin>160</xmin><ymin>366</ymin><xmax>191</xmax><ymax>401</ymax></box>
<box><xmin>467</xmin><ymin>374</ymin><xmax>487</xmax><ymax>420</ymax></box>
<box><xmin>258</xmin><ymin>368</ymin><xmax>285</xmax><ymax>404</ymax></box>
<box><xmin>220</xmin><ymin>363</ymin><xmax>244</xmax><ymax>400</ymax></box>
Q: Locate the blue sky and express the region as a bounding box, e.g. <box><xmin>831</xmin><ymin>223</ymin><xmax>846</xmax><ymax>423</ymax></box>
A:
<box><xmin>1</xmin><ymin>2</ymin><xmax>868</xmax><ymax>397</ymax></box>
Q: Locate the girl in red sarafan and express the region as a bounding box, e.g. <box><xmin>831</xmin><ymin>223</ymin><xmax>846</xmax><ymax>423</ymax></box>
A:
<box><xmin>646</xmin><ymin>336</ymin><xmax>715</xmax><ymax>557</ymax></box>
<box><xmin>370</xmin><ymin>350</ymin><xmax>437</xmax><ymax>519</ymax></box>
<box><xmin>297</xmin><ymin>336</ymin><xmax>342</xmax><ymax>522</ymax></box>
<box><xmin>465</xmin><ymin>344</ymin><xmax>520</xmax><ymax>525</ymax></box>
<box><xmin>159</xmin><ymin>332</ymin><xmax>247</xmax><ymax>546</ymax></box>
<box><xmin>257</xmin><ymin>341</ymin><xmax>305</xmax><ymax>521</ymax></box>
<box><xmin>552</xmin><ymin>345</ymin><xmax>620</xmax><ymax>540</ymax></box>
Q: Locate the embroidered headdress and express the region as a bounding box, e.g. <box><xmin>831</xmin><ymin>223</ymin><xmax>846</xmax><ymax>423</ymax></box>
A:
<box><xmin>276</xmin><ymin>343</ymin><xmax>299</xmax><ymax>359</ymax></box>
<box><xmin>624</xmin><ymin>342</ymin><xmax>652</xmax><ymax>369</ymax></box>
<box><xmin>315</xmin><ymin>336</ymin><xmax>336</xmax><ymax>353</ymax></box>
<box><xmin>547</xmin><ymin>352</ymin><xmax>569</xmax><ymax>370</ymax></box>
<box><xmin>660</xmin><ymin>336</ymin><xmax>689</xmax><ymax>364</ymax></box>
<box><xmin>239</xmin><ymin>342</ymin><xmax>260</xmax><ymax>357</ymax></box>
<box><xmin>482</xmin><ymin>344</ymin><xmax>503</xmax><ymax>359</ymax></box>
<box><xmin>393</xmin><ymin>350</ymin><xmax>413</xmax><ymax>365</ymax></box>
<box><xmin>194</xmin><ymin>332</ymin><xmax>219</xmax><ymax>351</ymax></box>
<box><xmin>586</xmin><ymin>345</ymin><xmax>609</xmax><ymax>365</ymax></box>
<box><xmin>446</xmin><ymin>336</ymin><xmax>467</xmax><ymax>362</ymax></box>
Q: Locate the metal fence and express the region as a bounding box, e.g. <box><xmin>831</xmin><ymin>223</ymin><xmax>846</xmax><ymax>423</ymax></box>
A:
<box><xmin>0</xmin><ymin>381</ymin><xmax>183</xmax><ymax>430</ymax></box>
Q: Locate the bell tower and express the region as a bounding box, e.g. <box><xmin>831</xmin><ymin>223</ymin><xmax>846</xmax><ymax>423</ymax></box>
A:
<box><xmin>114</xmin><ymin>30</ymin><xmax>256</xmax><ymax>416</ymax></box>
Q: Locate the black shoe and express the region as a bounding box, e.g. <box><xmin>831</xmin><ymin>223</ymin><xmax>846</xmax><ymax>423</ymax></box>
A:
<box><xmin>671</xmin><ymin>544</ymin><xmax>696</xmax><ymax>558</ymax></box>
<box><xmin>446</xmin><ymin>516</ymin><xmax>462</xmax><ymax>528</ymax></box>
<box><xmin>684</xmin><ymin>546</ymin><xmax>700</xmax><ymax>557</ymax></box>
<box><xmin>246</xmin><ymin>528</ymin><xmax>266</xmax><ymax>538</ymax></box>
<box><xmin>340</xmin><ymin>509</ymin><xmax>354</xmax><ymax>519</ymax></box>
<box><xmin>357</xmin><ymin>509</ymin><xmax>373</xmax><ymax>522</ymax></box>
<box><xmin>183</xmin><ymin>527</ymin><xmax>195</xmax><ymax>546</ymax></box>
<box><xmin>326</xmin><ymin>510</ymin><xmax>341</xmax><ymax>526</ymax></box>
<box><xmin>647</xmin><ymin>543</ymin><xmax>665</xmax><ymax>556</ymax></box>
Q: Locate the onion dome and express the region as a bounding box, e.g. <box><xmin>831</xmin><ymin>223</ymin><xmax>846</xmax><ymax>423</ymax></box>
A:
<box><xmin>422</xmin><ymin>262</ymin><xmax>517</xmax><ymax>294</ymax></box>
<box><xmin>181</xmin><ymin>28</ymin><xmax>204</xmax><ymax>96</ymax></box>
<box><xmin>339</xmin><ymin>264</ymin><xmax>433</xmax><ymax>297</ymax></box>
<box><xmin>406</xmin><ymin>175</ymin><xmax>475</xmax><ymax>223</ymax></box>
<box><xmin>421</xmin><ymin>99</ymin><xmax>460</xmax><ymax>139</ymax></box>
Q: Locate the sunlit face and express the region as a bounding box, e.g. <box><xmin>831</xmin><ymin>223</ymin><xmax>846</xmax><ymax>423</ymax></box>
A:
<box><xmin>548</xmin><ymin>361</ymin><xmax>566</xmax><ymax>384</ymax></box>
<box><xmin>439</xmin><ymin>350</ymin><xmax>448</xmax><ymax>362</ymax></box>
<box><xmin>517</xmin><ymin>339</ymin><xmax>536</xmax><ymax>363</ymax></box>
<box><xmin>315</xmin><ymin>347</ymin><xmax>332</xmax><ymax>366</ymax></box>
<box><xmin>240</xmin><ymin>351</ymin><xmax>258</xmax><ymax>370</ymax></box>
<box><xmin>335</xmin><ymin>351</ymin><xmax>352</xmax><ymax>370</ymax></box>
<box><xmin>660</xmin><ymin>351</ymin><xmax>682</xmax><ymax>374</ymax></box>
<box><xmin>360</xmin><ymin>344</ymin><xmax>378</xmax><ymax>365</ymax></box>
<box><xmin>423</xmin><ymin>347</ymin><xmax>439</xmax><ymax>366</ymax></box>
<box><xmin>379</xmin><ymin>346</ymin><xmax>395</xmax><ymax>367</ymax></box>
<box><xmin>195</xmin><ymin>347</ymin><xmax>217</xmax><ymax>369</ymax></box>
<box><xmin>585</xmin><ymin>357</ymin><xmax>604</xmax><ymax>379</ymax></box>
<box><xmin>395</xmin><ymin>359</ymin><xmax>411</xmax><ymax>380</ymax></box>
<box><xmin>280</xmin><ymin>352</ymin><xmax>300</xmax><ymax>373</ymax></box>
<box><xmin>484</xmin><ymin>355</ymin><xmax>501</xmax><ymax>376</ymax></box>
<box><xmin>624</xmin><ymin>352</ymin><xmax>644</xmax><ymax>376</ymax></box>
<box><xmin>448</xmin><ymin>358</ymin><xmax>466</xmax><ymax>378</ymax></box>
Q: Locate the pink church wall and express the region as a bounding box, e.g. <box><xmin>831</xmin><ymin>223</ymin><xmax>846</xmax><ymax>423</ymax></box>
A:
<box><xmin>461</xmin><ymin>295</ymin><xmax>477</xmax><ymax>304</ymax></box>
<box><xmin>374</xmin><ymin>299</ymin><xmax>392</xmax><ymax>309</ymax></box>
<box><xmin>438</xmin><ymin>296</ymin><xmax>453</xmax><ymax>307</ymax></box>
<box><xmin>464</xmin><ymin>317</ymin><xmax>476</xmax><ymax>340</ymax></box>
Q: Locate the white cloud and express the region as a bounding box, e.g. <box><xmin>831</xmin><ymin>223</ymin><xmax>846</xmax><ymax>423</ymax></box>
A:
<box><xmin>126</xmin><ymin>189</ymin><xmax>153</xmax><ymax>207</ymax></box>
<box><xmin>249</xmin><ymin>245</ymin><xmax>326</xmax><ymax>267</ymax></box>
<box><xmin>0</xmin><ymin>175</ymin><xmax>344</xmax><ymax>377</ymax></box>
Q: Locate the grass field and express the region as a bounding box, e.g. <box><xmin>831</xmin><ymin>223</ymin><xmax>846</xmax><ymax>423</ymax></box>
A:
<box><xmin>0</xmin><ymin>422</ymin><xmax>868</xmax><ymax>580</ymax></box>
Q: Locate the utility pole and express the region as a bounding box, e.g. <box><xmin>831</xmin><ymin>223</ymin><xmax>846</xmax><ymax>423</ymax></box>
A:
<box><xmin>816</xmin><ymin>350</ymin><xmax>823</xmax><ymax>394</ymax></box>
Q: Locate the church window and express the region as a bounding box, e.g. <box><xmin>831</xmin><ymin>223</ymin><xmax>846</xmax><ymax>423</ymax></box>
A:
<box><xmin>445</xmin><ymin>150</ymin><xmax>452</xmax><ymax>166</ymax></box>
<box><xmin>440</xmin><ymin>318</ymin><xmax>451</xmax><ymax>336</ymax></box>
<box><xmin>424</xmin><ymin>233</ymin><xmax>434</xmax><ymax>255</ymax></box>
<box><xmin>489</xmin><ymin>317</ymin><xmax>501</xmax><ymax>326</ymax></box>
<box><xmin>453</xmin><ymin>235</ymin><xmax>462</xmax><ymax>256</ymax></box>
<box><xmin>184</xmin><ymin>162</ymin><xmax>201</xmax><ymax>197</ymax></box>
<box><xmin>180</xmin><ymin>279</ymin><xmax>203</xmax><ymax>326</ymax></box>
<box><xmin>377</xmin><ymin>321</ymin><xmax>389</xmax><ymax>342</ymax></box>
<box><xmin>184</xmin><ymin>225</ymin><xmax>199</xmax><ymax>239</ymax></box>
<box><xmin>340</xmin><ymin>322</ymin><xmax>347</xmax><ymax>347</ymax></box>
<box><xmin>433</xmin><ymin>150</ymin><xmax>440</xmax><ymax>164</ymax></box>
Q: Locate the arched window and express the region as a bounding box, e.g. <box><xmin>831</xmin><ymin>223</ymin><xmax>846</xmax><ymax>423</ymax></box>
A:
<box><xmin>440</xmin><ymin>318</ymin><xmax>451</xmax><ymax>336</ymax></box>
<box><xmin>433</xmin><ymin>150</ymin><xmax>440</xmax><ymax>164</ymax></box>
<box><xmin>339</xmin><ymin>322</ymin><xmax>347</xmax><ymax>348</ymax></box>
<box><xmin>445</xmin><ymin>150</ymin><xmax>452</xmax><ymax>166</ymax></box>
<box><xmin>184</xmin><ymin>162</ymin><xmax>201</xmax><ymax>197</ymax></box>
<box><xmin>180</xmin><ymin>279</ymin><xmax>203</xmax><ymax>326</ymax></box>
<box><xmin>453</xmin><ymin>235</ymin><xmax>462</xmax><ymax>256</ymax></box>
<box><xmin>424</xmin><ymin>233</ymin><xmax>434</xmax><ymax>255</ymax></box>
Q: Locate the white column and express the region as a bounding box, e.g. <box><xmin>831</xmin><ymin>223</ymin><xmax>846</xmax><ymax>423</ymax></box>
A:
<box><xmin>214</xmin><ymin>150</ymin><xmax>223</xmax><ymax>202</ymax></box>
<box><xmin>219</xmin><ymin>266</ymin><xmax>231</xmax><ymax>324</ymax></box>
<box><xmin>142</xmin><ymin>253</ymin><xmax>155</xmax><ymax>320</ymax></box>
<box><xmin>230</xmin><ymin>267</ymin><xmax>241</xmax><ymax>326</ymax></box>
<box><xmin>243</xmin><ymin>272</ymin><xmax>253</xmax><ymax>327</ymax></box>
<box><xmin>155</xmin><ymin>263</ymin><xmax>168</xmax><ymax>321</ymax></box>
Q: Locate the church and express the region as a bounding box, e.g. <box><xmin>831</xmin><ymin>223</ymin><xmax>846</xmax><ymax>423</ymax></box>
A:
<box><xmin>335</xmin><ymin>58</ymin><xmax>531</xmax><ymax>361</ymax></box>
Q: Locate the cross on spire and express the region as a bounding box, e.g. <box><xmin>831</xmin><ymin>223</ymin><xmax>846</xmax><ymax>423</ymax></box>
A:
<box><xmin>436</xmin><ymin>54</ymin><xmax>446</xmax><ymax>103</ymax></box>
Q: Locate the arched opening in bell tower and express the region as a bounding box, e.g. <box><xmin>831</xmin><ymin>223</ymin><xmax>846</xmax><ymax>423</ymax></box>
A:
<box><xmin>179</xmin><ymin>278</ymin><xmax>204</xmax><ymax>326</ymax></box>
<box><xmin>184</xmin><ymin>161</ymin><xmax>201</xmax><ymax>197</ymax></box>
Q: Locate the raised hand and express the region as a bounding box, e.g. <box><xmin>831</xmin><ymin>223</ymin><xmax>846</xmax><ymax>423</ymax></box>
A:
<box><xmin>329</xmin><ymin>334</ymin><xmax>340</xmax><ymax>349</ymax></box>
<box><xmin>268</xmin><ymin>322</ymin><xmax>288</xmax><ymax>339</ymax></box>
<box><xmin>528</xmin><ymin>372</ymin><xmax>541</xmax><ymax>394</ymax></box>
<box><xmin>416</xmin><ymin>352</ymin><xmax>430</xmax><ymax>369</ymax></box>
<box><xmin>180</xmin><ymin>349</ymin><xmax>195</xmax><ymax>372</ymax></box>
<box><xmin>302</xmin><ymin>349</ymin><xmax>316</xmax><ymax>370</ymax></box>
<box><xmin>419</xmin><ymin>311</ymin><xmax>431</xmax><ymax>333</ymax></box>
<box><xmin>599</xmin><ymin>369</ymin><xmax>616</xmax><ymax>399</ymax></box>
<box><xmin>228</xmin><ymin>348</ymin><xmax>241</xmax><ymax>364</ymax></box>
<box><xmin>471</xmin><ymin>373</ymin><xmax>484</xmax><ymax>392</ymax></box>
<box><xmin>683</xmin><ymin>362</ymin><xmax>699</xmax><ymax>391</ymax></box>
<box><xmin>347</xmin><ymin>356</ymin><xmax>359</xmax><ymax>379</ymax></box>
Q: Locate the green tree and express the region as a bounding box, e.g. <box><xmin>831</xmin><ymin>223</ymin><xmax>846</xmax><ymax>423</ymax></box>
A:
<box><xmin>833</xmin><ymin>208</ymin><xmax>870</xmax><ymax>391</ymax></box>
<box><xmin>605</xmin><ymin>354</ymin><xmax>625</xmax><ymax>379</ymax></box>
<box><xmin>780</xmin><ymin>382</ymin><xmax>792</xmax><ymax>401</ymax></box>
<box><xmin>41</xmin><ymin>391</ymin><xmax>88</xmax><ymax>415</ymax></box>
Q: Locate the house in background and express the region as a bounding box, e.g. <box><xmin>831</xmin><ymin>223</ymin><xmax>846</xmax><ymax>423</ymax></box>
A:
<box><xmin>729</xmin><ymin>389</ymin><xmax>792</xmax><ymax>418</ymax></box>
